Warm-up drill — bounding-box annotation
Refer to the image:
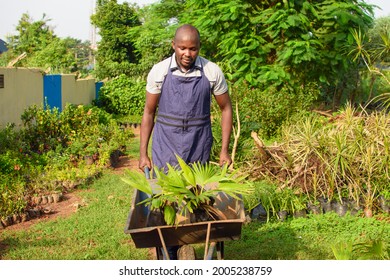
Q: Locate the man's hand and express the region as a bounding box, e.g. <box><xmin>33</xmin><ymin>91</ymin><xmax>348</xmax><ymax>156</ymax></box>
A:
<box><xmin>219</xmin><ymin>150</ymin><xmax>232</xmax><ymax>167</ymax></box>
<box><xmin>139</xmin><ymin>155</ymin><xmax>152</xmax><ymax>171</ymax></box>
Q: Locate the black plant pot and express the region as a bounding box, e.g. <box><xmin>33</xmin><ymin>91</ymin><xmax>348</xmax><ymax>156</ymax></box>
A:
<box><xmin>277</xmin><ymin>210</ymin><xmax>289</xmax><ymax>221</ymax></box>
<box><xmin>331</xmin><ymin>201</ymin><xmax>348</xmax><ymax>216</ymax></box>
<box><xmin>347</xmin><ymin>200</ymin><xmax>364</xmax><ymax>216</ymax></box>
<box><xmin>307</xmin><ymin>202</ymin><xmax>322</xmax><ymax>215</ymax></box>
<box><xmin>318</xmin><ymin>197</ymin><xmax>332</xmax><ymax>214</ymax></box>
<box><xmin>293</xmin><ymin>209</ymin><xmax>307</xmax><ymax>218</ymax></box>
<box><xmin>379</xmin><ymin>196</ymin><xmax>390</xmax><ymax>214</ymax></box>
<box><xmin>250</xmin><ymin>203</ymin><xmax>268</xmax><ymax>222</ymax></box>
<box><xmin>146</xmin><ymin>210</ymin><xmax>166</xmax><ymax>227</ymax></box>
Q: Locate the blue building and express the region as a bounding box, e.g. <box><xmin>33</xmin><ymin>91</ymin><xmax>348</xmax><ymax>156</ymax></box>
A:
<box><xmin>0</xmin><ymin>39</ymin><xmax>8</xmax><ymax>54</ymax></box>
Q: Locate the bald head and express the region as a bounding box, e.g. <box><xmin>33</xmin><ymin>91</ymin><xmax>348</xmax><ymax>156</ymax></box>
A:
<box><xmin>174</xmin><ymin>24</ymin><xmax>200</xmax><ymax>45</ymax></box>
<box><xmin>172</xmin><ymin>24</ymin><xmax>201</xmax><ymax>71</ymax></box>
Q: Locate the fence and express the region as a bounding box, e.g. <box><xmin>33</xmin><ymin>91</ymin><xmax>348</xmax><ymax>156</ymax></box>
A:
<box><xmin>0</xmin><ymin>67</ymin><xmax>103</xmax><ymax>127</ymax></box>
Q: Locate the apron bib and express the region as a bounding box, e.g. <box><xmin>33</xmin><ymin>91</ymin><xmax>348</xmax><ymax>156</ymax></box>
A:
<box><xmin>152</xmin><ymin>59</ymin><xmax>212</xmax><ymax>169</ymax></box>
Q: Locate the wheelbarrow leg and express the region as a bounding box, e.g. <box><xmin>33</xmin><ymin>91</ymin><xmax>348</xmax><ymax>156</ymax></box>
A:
<box><xmin>203</xmin><ymin>223</ymin><xmax>224</xmax><ymax>260</ymax></box>
<box><xmin>157</xmin><ymin>228</ymin><xmax>170</xmax><ymax>260</ymax></box>
<box><xmin>205</xmin><ymin>242</ymin><xmax>216</xmax><ymax>260</ymax></box>
<box><xmin>204</xmin><ymin>222</ymin><xmax>219</xmax><ymax>260</ymax></box>
<box><xmin>216</xmin><ymin>241</ymin><xmax>224</xmax><ymax>260</ymax></box>
<box><xmin>156</xmin><ymin>247</ymin><xmax>167</xmax><ymax>260</ymax></box>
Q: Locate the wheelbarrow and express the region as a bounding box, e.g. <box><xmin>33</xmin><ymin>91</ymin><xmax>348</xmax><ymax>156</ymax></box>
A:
<box><xmin>124</xmin><ymin>168</ymin><xmax>246</xmax><ymax>260</ymax></box>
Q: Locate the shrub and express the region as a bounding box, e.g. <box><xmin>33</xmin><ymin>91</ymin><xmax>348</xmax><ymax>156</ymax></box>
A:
<box><xmin>0</xmin><ymin>103</ymin><xmax>134</xmax><ymax>218</ymax></box>
<box><xmin>0</xmin><ymin>175</ymin><xmax>27</xmax><ymax>219</ymax></box>
<box><xmin>95</xmin><ymin>74</ymin><xmax>146</xmax><ymax>117</ymax></box>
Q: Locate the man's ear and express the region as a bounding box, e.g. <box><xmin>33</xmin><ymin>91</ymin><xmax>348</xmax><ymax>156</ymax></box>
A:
<box><xmin>171</xmin><ymin>40</ymin><xmax>175</xmax><ymax>50</ymax></box>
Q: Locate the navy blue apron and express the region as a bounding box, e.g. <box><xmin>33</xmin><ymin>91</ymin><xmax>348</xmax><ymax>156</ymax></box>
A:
<box><xmin>152</xmin><ymin>58</ymin><xmax>212</xmax><ymax>170</ymax></box>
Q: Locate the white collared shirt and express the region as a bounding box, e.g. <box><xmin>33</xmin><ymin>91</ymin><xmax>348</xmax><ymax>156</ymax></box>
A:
<box><xmin>146</xmin><ymin>54</ymin><xmax>228</xmax><ymax>95</ymax></box>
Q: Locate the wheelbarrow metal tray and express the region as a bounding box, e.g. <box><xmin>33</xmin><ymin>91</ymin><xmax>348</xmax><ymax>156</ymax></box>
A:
<box><xmin>124</xmin><ymin>189</ymin><xmax>246</xmax><ymax>248</ymax></box>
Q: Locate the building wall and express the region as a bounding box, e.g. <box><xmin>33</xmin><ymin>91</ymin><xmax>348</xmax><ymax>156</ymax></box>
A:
<box><xmin>0</xmin><ymin>67</ymin><xmax>43</xmax><ymax>127</ymax></box>
<box><xmin>62</xmin><ymin>75</ymin><xmax>96</xmax><ymax>109</ymax></box>
<box><xmin>0</xmin><ymin>67</ymin><xmax>100</xmax><ymax>128</ymax></box>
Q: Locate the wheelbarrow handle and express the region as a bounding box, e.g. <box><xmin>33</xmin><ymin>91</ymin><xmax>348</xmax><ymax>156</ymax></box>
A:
<box><xmin>144</xmin><ymin>166</ymin><xmax>151</xmax><ymax>179</ymax></box>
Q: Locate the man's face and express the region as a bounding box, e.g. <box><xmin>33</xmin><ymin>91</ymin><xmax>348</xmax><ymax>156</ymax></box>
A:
<box><xmin>172</xmin><ymin>35</ymin><xmax>200</xmax><ymax>71</ymax></box>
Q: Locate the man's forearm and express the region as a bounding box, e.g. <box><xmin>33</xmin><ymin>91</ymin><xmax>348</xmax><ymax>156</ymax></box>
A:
<box><xmin>220</xmin><ymin>108</ymin><xmax>233</xmax><ymax>153</ymax></box>
<box><xmin>139</xmin><ymin>114</ymin><xmax>154</xmax><ymax>157</ymax></box>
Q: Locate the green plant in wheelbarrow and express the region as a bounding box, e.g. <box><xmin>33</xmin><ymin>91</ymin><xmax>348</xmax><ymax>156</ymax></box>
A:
<box><xmin>121</xmin><ymin>155</ymin><xmax>254</xmax><ymax>226</ymax></box>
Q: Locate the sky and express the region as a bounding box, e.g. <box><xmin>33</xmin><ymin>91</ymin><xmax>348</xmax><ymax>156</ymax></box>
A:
<box><xmin>0</xmin><ymin>0</ymin><xmax>389</xmax><ymax>42</ymax></box>
<box><xmin>0</xmin><ymin>0</ymin><xmax>158</xmax><ymax>41</ymax></box>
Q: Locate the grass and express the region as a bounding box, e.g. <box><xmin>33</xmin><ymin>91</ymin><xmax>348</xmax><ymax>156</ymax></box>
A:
<box><xmin>0</xmin><ymin>173</ymin><xmax>149</xmax><ymax>260</ymax></box>
<box><xmin>223</xmin><ymin>213</ymin><xmax>389</xmax><ymax>260</ymax></box>
<box><xmin>1</xmin><ymin>169</ymin><xmax>389</xmax><ymax>259</ymax></box>
<box><xmin>1</xmin><ymin>135</ymin><xmax>389</xmax><ymax>260</ymax></box>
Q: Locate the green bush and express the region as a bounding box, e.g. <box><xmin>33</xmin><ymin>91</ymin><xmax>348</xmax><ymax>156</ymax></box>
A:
<box><xmin>0</xmin><ymin>175</ymin><xmax>27</xmax><ymax>219</ymax></box>
<box><xmin>210</xmin><ymin>81</ymin><xmax>319</xmax><ymax>163</ymax></box>
<box><xmin>96</xmin><ymin>74</ymin><xmax>146</xmax><ymax>117</ymax></box>
<box><xmin>0</xmin><ymin>103</ymin><xmax>134</xmax><ymax>218</ymax></box>
<box><xmin>231</xmin><ymin>81</ymin><xmax>319</xmax><ymax>139</ymax></box>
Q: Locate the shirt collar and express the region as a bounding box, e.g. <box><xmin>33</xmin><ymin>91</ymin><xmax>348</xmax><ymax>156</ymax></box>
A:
<box><xmin>170</xmin><ymin>54</ymin><xmax>202</xmax><ymax>72</ymax></box>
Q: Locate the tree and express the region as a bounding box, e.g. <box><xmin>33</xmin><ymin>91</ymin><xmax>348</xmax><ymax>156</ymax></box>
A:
<box><xmin>25</xmin><ymin>37</ymin><xmax>76</xmax><ymax>72</ymax></box>
<box><xmin>2</xmin><ymin>13</ymin><xmax>92</xmax><ymax>75</ymax></box>
<box><xmin>182</xmin><ymin>0</ymin><xmax>375</xmax><ymax>107</ymax></box>
<box><xmin>348</xmin><ymin>16</ymin><xmax>390</xmax><ymax>108</ymax></box>
<box><xmin>127</xmin><ymin>0</ymin><xmax>185</xmax><ymax>77</ymax></box>
<box><xmin>91</xmin><ymin>0</ymin><xmax>141</xmax><ymax>79</ymax></box>
<box><xmin>7</xmin><ymin>13</ymin><xmax>56</xmax><ymax>55</ymax></box>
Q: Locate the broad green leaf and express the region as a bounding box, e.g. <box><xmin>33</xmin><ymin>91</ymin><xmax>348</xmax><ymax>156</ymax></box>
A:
<box><xmin>164</xmin><ymin>205</ymin><xmax>176</xmax><ymax>225</ymax></box>
<box><xmin>121</xmin><ymin>170</ymin><xmax>152</xmax><ymax>195</ymax></box>
<box><xmin>176</xmin><ymin>155</ymin><xmax>196</xmax><ymax>186</ymax></box>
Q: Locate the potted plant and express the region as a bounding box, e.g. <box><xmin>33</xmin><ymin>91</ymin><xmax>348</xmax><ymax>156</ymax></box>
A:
<box><xmin>275</xmin><ymin>188</ymin><xmax>294</xmax><ymax>221</ymax></box>
<box><xmin>292</xmin><ymin>194</ymin><xmax>308</xmax><ymax>218</ymax></box>
<box><xmin>121</xmin><ymin>155</ymin><xmax>254</xmax><ymax>226</ymax></box>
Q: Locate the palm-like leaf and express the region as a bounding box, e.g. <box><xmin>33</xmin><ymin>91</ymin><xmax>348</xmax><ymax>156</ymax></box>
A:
<box><xmin>121</xmin><ymin>170</ymin><xmax>153</xmax><ymax>195</ymax></box>
<box><xmin>124</xmin><ymin>156</ymin><xmax>253</xmax><ymax>225</ymax></box>
<box><xmin>176</xmin><ymin>154</ymin><xmax>196</xmax><ymax>186</ymax></box>
<box><xmin>163</xmin><ymin>205</ymin><xmax>176</xmax><ymax>225</ymax></box>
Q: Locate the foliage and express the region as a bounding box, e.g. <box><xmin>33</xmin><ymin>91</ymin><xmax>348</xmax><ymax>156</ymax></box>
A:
<box><xmin>1</xmin><ymin>13</ymin><xmax>91</xmax><ymax>74</ymax></box>
<box><xmin>0</xmin><ymin>104</ymin><xmax>134</xmax><ymax>218</ymax></box>
<box><xmin>332</xmin><ymin>235</ymin><xmax>389</xmax><ymax>260</ymax></box>
<box><xmin>249</xmin><ymin>104</ymin><xmax>390</xmax><ymax>217</ymax></box>
<box><xmin>96</xmin><ymin>74</ymin><xmax>146</xmax><ymax>116</ymax></box>
<box><xmin>91</xmin><ymin>0</ymin><xmax>141</xmax><ymax>79</ymax></box>
<box><xmin>127</xmin><ymin>0</ymin><xmax>184</xmax><ymax>77</ymax></box>
<box><xmin>210</xmin><ymin>80</ymin><xmax>319</xmax><ymax>167</ymax></box>
<box><xmin>25</xmin><ymin>38</ymin><xmax>76</xmax><ymax>72</ymax></box>
<box><xmin>183</xmin><ymin>0</ymin><xmax>375</xmax><ymax>105</ymax></box>
<box><xmin>348</xmin><ymin>17</ymin><xmax>390</xmax><ymax>110</ymax></box>
<box><xmin>0</xmin><ymin>175</ymin><xmax>27</xmax><ymax>219</ymax></box>
<box><xmin>234</xmin><ymin>81</ymin><xmax>319</xmax><ymax>139</ymax></box>
<box><xmin>7</xmin><ymin>13</ymin><xmax>56</xmax><ymax>56</ymax></box>
<box><xmin>122</xmin><ymin>155</ymin><xmax>254</xmax><ymax>225</ymax></box>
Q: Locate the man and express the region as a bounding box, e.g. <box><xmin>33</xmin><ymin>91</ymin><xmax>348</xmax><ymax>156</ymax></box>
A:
<box><xmin>139</xmin><ymin>24</ymin><xmax>233</xmax><ymax>173</ymax></box>
<box><xmin>138</xmin><ymin>25</ymin><xmax>232</xmax><ymax>259</ymax></box>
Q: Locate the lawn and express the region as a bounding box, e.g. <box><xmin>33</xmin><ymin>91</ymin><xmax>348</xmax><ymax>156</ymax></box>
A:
<box><xmin>1</xmin><ymin>169</ymin><xmax>389</xmax><ymax>260</ymax></box>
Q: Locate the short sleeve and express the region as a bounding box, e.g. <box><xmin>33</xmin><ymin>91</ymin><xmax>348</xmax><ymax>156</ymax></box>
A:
<box><xmin>146</xmin><ymin>65</ymin><xmax>161</xmax><ymax>94</ymax></box>
<box><xmin>146</xmin><ymin>57</ymin><xmax>171</xmax><ymax>94</ymax></box>
<box><xmin>212</xmin><ymin>66</ymin><xmax>228</xmax><ymax>95</ymax></box>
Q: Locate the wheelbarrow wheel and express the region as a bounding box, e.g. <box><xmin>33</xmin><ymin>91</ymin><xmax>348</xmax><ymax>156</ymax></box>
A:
<box><xmin>177</xmin><ymin>245</ymin><xmax>196</xmax><ymax>260</ymax></box>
